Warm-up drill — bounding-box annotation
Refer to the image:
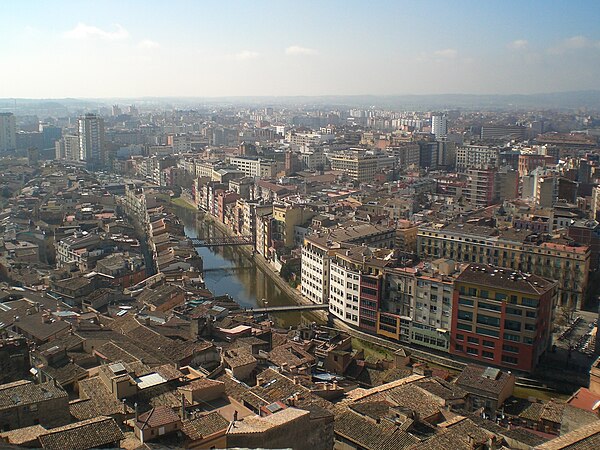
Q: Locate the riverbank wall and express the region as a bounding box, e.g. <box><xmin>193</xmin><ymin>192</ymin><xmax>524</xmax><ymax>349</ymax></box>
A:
<box><xmin>169</xmin><ymin>197</ymin><xmax>328</xmax><ymax>323</ymax></box>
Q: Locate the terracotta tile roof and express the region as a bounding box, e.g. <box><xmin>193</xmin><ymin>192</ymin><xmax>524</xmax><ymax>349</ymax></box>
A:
<box><xmin>110</xmin><ymin>315</ymin><xmax>213</xmax><ymax>364</ymax></box>
<box><xmin>224</xmin><ymin>348</ymin><xmax>257</xmax><ymax>368</ymax></box>
<box><xmin>344</xmin><ymin>374</ymin><xmax>424</xmax><ymax>403</ymax></box>
<box><xmin>182</xmin><ymin>411</ymin><xmax>229</xmax><ymax>441</ymax></box>
<box><xmin>335</xmin><ymin>409</ymin><xmax>417</xmax><ymax>450</ymax></box>
<box><xmin>251</xmin><ymin>368</ymin><xmax>334</xmax><ymax>420</ymax></box>
<box><xmin>228</xmin><ymin>407</ymin><xmax>308</xmax><ymax>434</ymax></box>
<box><xmin>0</xmin><ymin>424</ymin><xmax>47</xmax><ymax>445</ymax></box>
<box><xmin>135</xmin><ymin>405</ymin><xmax>181</xmax><ymax>430</ymax></box>
<box><xmin>96</xmin><ymin>341</ymin><xmax>143</xmax><ymax>364</ymax></box>
<box><xmin>180</xmin><ymin>377</ymin><xmax>224</xmax><ymax>391</ymax></box>
<box><xmin>407</xmin><ymin>426</ymin><xmax>479</xmax><ymax>450</ymax></box>
<box><xmin>70</xmin><ymin>377</ymin><xmax>132</xmax><ymax>420</ymax></box>
<box><xmin>349</xmin><ymin>400</ymin><xmax>395</xmax><ymax>421</ymax></box>
<box><xmin>13</xmin><ymin>312</ymin><xmax>71</xmax><ymax>342</ymax></box>
<box><xmin>455</xmin><ymin>364</ymin><xmax>514</xmax><ymax>397</ymax></box>
<box><xmin>267</xmin><ymin>342</ymin><xmax>315</xmax><ymax>368</ymax></box>
<box><xmin>37</xmin><ymin>416</ymin><xmax>123</xmax><ymax>450</ymax></box>
<box><xmin>0</xmin><ymin>380</ymin><xmax>67</xmax><ymax>411</ymax></box>
<box><xmin>42</xmin><ymin>362</ymin><xmax>88</xmax><ymax>386</ymax></box>
<box><xmin>383</xmin><ymin>384</ymin><xmax>444</xmax><ymax>420</ymax></box>
<box><xmin>416</xmin><ymin>377</ymin><xmax>467</xmax><ymax>403</ymax></box>
<box><xmin>535</xmin><ymin>420</ymin><xmax>600</xmax><ymax>449</ymax></box>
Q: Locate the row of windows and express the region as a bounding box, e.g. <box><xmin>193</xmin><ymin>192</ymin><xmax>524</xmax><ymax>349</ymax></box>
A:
<box><xmin>454</xmin><ymin>344</ymin><xmax>519</xmax><ymax>365</ymax></box>
<box><xmin>412</xmin><ymin>332</ymin><xmax>448</xmax><ymax>348</ymax></box>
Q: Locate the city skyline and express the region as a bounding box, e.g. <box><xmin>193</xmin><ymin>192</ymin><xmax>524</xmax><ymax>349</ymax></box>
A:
<box><xmin>2</xmin><ymin>0</ymin><xmax>600</xmax><ymax>98</ymax></box>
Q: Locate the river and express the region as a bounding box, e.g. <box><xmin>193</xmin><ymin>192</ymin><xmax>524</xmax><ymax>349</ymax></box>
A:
<box><xmin>174</xmin><ymin>205</ymin><xmax>321</xmax><ymax>328</ymax></box>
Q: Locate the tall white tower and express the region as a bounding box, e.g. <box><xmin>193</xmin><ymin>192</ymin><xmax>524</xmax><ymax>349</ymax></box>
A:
<box><xmin>431</xmin><ymin>114</ymin><xmax>448</xmax><ymax>139</ymax></box>
<box><xmin>0</xmin><ymin>113</ymin><xmax>17</xmax><ymax>152</ymax></box>
<box><xmin>78</xmin><ymin>114</ymin><xmax>105</xmax><ymax>166</ymax></box>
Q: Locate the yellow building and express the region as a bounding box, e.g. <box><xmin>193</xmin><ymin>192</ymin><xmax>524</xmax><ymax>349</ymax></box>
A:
<box><xmin>272</xmin><ymin>204</ymin><xmax>315</xmax><ymax>248</ymax></box>
<box><xmin>417</xmin><ymin>223</ymin><xmax>589</xmax><ymax>310</ymax></box>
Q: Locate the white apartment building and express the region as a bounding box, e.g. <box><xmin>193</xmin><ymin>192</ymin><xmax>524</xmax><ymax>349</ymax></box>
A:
<box><xmin>386</xmin><ymin>143</ymin><xmax>420</xmax><ymax>168</ymax></box>
<box><xmin>328</xmin><ymin>151</ymin><xmax>394</xmax><ymax>182</ymax></box>
<box><xmin>455</xmin><ymin>145</ymin><xmax>500</xmax><ymax>173</ymax></box>
<box><xmin>229</xmin><ymin>156</ymin><xmax>276</xmax><ymax>179</ymax></box>
<box><xmin>78</xmin><ymin>114</ymin><xmax>105</xmax><ymax>164</ymax></box>
<box><xmin>55</xmin><ymin>134</ymin><xmax>80</xmax><ymax>161</ymax></box>
<box><xmin>286</xmin><ymin>131</ymin><xmax>334</xmax><ymax>148</ymax></box>
<box><xmin>329</xmin><ymin>254</ymin><xmax>360</xmax><ymax>326</ymax></box>
<box><xmin>431</xmin><ymin>114</ymin><xmax>448</xmax><ymax>139</ymax></box>
<box><xmin>0</xmin><ymin>112</ymin><xmax>16</xmax><ymax>152</ymax></box>
<box><xmin>299</xmin><ymin>146</ymin><xmax>326</xmax><ymax>170</ymax></box>
<box><xmin>301</xmin><ymin>236</ymin><xmax>334</xmax><ymax>304</ymax></box>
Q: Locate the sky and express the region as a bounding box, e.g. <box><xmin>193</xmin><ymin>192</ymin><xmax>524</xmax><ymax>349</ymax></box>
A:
<box><xmin>2</xmin><ymin>0</ymin><xmax>600</xmax><ymax>98</ymax></box>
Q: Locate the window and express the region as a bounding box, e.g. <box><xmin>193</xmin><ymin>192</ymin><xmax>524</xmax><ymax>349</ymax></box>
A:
<box><xmin>479</xmin><ymin>302</ymin><xmax>502</xmax><ymax>312</ymax></box>
<box><xmin>503</xmin><ymin>344</ymin><xmax>519</xmax><ymax>353</ymax></box>
<box><xmin>482</xmin><ymin>351</ymin><xmax>494</xmax><ymax>359</ymax></box>
<box><xmin>504</xmin><ymin>333</ymin><xmax>521</xmax><ymax>342</ymax></box>
<box><xmin>457</xmin><ymin>323</ymin><xmax>472</xmax><ymax>331</ymax></box>
<box><xmin>456</xmin><ymin>334</ymin><xmax>464</xmax><ymax>341</ymax></box>
<box><xmin>459</xmin><ymin>298</ymin><xmax>474</xmax><ymax>306</ymax></box>
<box><xmin>495</xmin><ymin>292</ymin><xmax>507</xmax><ymax>301</ymax></box>
<box><xmin>501</xmin><ymin>355</ymin><xmax>518</xmax><ymax>365</ymax></box>
<box><xmin>477</xmin><ymin>314</ymin><xmax>500</xmax><ymax>327</ymax></box>
<box><xmin>525</xmin><ymin>323</ymin><xmax>536</xmax><ymax>331</ymax></box>
<box><xmin>466</xmin><ymin>347</ymin><xmax>478</xmax><ymax>355</ymax></box>
<box><xmin>524</xmin><ymin>337</ymin><xmax>534</xmax><ymax>345</ymax></box>
<box><xmin>458</xmin><ymin>310</ymin><xmax>473</xmax><ymax>321</ymax></box>
<box><xmin>522</xmin><ymin>297</ymin><xmax>539</xmax><ymax>307</ymax></box>
<box><xmin>506</xmin><ymin>306</ymin><xmax>522</xmax><ymax>316</ymax></box>
<box><xmin>455</xmin><ymin>344</ymin><xmax>464</xmax><ymax>352</ymax></box>
<box><xmin>483</xmin><ymin>340</ymin><xmax>495</xmax><ymax>348</ymax></box>
<box><xmin>468</xmin><ymin>287</ymin><xmax>477</xmax><ymax>296</ymax></box>
<box><xmin>476</xmin><ymin>327</ymin><xmax>499</xmax><ymax>337</ymax></box>
<box><xmin>467</xmin><ymin>336</ymin><xmax>479</xmax><ymax>344</ymax></box>
<box><xmin>504</xmin><ymin>320</ymin><xmax>522</xmax><ymax>332</ymax></box>
<box><xmin>526</xmin><ymin>311</ymin><xmax>536</xmax><ymax>318</ymax></box>
<box><xmin>510</xmin><ymin>295</ymin><xmax>518</xmax><ymax>304</ymax></box>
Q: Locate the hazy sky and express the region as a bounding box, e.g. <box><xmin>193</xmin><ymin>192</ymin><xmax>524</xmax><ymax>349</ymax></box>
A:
<box><xmin>2</xmin><ymin>0</ymin><xmax>600</xmax><ymax>98</ymax></box>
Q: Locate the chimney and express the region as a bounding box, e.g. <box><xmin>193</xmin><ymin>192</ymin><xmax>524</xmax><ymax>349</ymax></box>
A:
<box><xmin>180</xmin><ymin>393</ymin><xmax>186</xmax><ymax>420</ymax></box>
<box><xmin>134</xmin><ymin>402</ymin><xmax>138</xmax><ymax>420</ymax></box>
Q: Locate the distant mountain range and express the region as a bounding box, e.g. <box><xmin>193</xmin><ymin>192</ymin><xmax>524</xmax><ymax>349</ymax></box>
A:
<box><xmin>2</xmin><ymin>90</ymin><xmax>600</xmax><ymax>112</ymax></box>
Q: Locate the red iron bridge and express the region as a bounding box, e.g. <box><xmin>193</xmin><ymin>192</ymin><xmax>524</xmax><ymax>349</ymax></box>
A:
<box><xmin>189</xmin><ymin>235</ymin><xmax>255</xmax><ymax>248</ymax></box>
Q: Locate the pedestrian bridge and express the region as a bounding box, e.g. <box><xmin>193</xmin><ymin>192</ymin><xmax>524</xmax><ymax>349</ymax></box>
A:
<box><xmin>202</xmin><ymin>266</ymin><xmax>254</xmax><ymax>273</ymax></box>
<box><xmin>189</xmin><ymin>235</ymin><xmax>254</xmax><ymax>248</ymax></box>
<box><xmin>246</xmin><ymin>304</ymin><xmax>329</xmax><ymax>314</ymax></box>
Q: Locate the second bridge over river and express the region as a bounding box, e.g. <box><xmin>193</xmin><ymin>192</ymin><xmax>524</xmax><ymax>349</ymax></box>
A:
<box><xmin>245</xmin><ymin>304</ymin><xmax>329</xmax><ymax>314</ymax></box>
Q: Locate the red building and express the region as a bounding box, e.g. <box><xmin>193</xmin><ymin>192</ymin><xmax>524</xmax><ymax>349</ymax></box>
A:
<box><xmin>359</xmin><ymin>273</ymin><xmax>383</xmax><ymax>333</ymax></box>
<box><xmin>450</xmin><ymin>264</ymin><xmax>556</xmax><ymax>373</ymax></box>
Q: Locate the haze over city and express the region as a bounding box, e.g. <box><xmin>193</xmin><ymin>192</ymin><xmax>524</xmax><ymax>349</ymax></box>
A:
<box><xmin>4</xmin><ymin>2</ymin><xmax>600</xmax><ymax>450</ymax></box>
<box><xmin>2</xmin><ymin>0</ymin><xmax>600</xmax><ymax>98</ymax></box>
